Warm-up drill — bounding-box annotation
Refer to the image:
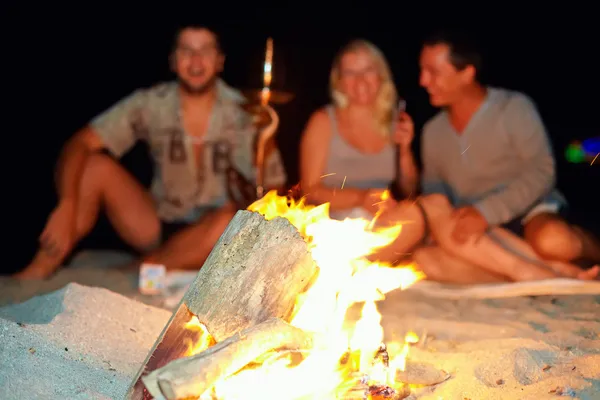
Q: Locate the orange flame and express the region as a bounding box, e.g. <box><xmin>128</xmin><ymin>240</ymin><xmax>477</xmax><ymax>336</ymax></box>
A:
<box><xmin>191</xmin><ymin>190</ymin><xmax>425</xmax><ymax>399</ymax></box>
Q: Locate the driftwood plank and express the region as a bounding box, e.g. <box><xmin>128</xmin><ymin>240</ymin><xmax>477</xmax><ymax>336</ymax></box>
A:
<box><xmin>127</xmin><ymin>210</ymin><xmax>316</xmax><ymax>399</ymax></box>
<box><xmin>143</xmin><ymin>317</ymin><xmax>314</xmax><ymax>399</ymax></box>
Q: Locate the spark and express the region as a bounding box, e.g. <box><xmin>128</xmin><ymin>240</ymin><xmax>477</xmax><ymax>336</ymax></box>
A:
<box><xmin>591</xmin><ymin>152</ymin><xmax>599</xmax><ymax>166</ymax></box>
<box><xmin>341</xmin><ymin>176</ymin><xmax>347</xmax><ymax>189</ymax></box>
<box><xmin>461</xmin><ymin>145</ymin><xmax>471</xmax><ymax>155</ymax></box>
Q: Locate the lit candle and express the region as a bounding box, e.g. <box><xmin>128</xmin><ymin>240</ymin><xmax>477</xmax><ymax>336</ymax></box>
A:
<box><xmin>261</xmin><ymin>37</ymin><xmax>273</xmax><ymax>105</ymax></box>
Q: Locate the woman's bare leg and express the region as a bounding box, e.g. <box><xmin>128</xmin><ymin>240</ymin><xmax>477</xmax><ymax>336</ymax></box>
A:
<box><xmin>368</xmin><ymin>199</ymin><xmax>428</xmax><ymax>264</ymax></box>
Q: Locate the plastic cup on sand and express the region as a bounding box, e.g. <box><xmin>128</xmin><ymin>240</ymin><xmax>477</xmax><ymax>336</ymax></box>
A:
<box><xmin>139</xmin><ymin>263</ymin><xmax>167</xmax><ymax>295</ymax></box>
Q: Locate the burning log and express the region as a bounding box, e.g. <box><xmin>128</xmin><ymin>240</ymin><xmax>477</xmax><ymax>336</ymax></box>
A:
<box><xmin>127</xmin><ymin>210</ymin><xmax>317</xmax><ymax>399</ymax></box>
<box><xmin>142</xmin><ymin>317</ymin><xmax>314</xmax><ymax>399</ymax></box>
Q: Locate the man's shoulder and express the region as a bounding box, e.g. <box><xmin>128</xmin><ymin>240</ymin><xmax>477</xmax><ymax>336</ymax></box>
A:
<box><xmin>489</xmin><ymin>87</ymin><xmax>537</xmax><ymax>113</ymax></box>
<box><xmin>216</xmin><ymin>79</ymin><xmax>246</xmax><ymax>105</ymax></box>
<box><xmin>121</xmin><ymin>81</ymin><xmax>177</xmax><ymax>111</ymax></box>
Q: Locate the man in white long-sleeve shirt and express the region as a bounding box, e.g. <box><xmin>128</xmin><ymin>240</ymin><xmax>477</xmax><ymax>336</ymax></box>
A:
<box><xmin>417</xmin><ymin>30</ymin><xmax>600</xmax><ymax>269</ymax></box>
<box><xmin>374</xmin><ymin>31</ymin><xmax>598</xmax><ymax>282</ymax></box>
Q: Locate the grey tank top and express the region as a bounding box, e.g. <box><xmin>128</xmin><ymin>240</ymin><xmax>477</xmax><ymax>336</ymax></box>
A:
<box><xmin>321</xmin><ymin>105</ymin><xmax>396</xmax><ymax>190</ymax></box>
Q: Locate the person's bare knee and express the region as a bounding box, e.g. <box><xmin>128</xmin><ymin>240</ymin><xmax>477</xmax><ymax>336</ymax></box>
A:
<box><xmin>524</xmin><ymin>214</ymin><xmax>581</xmax><ymax>261</ymax></box>
<box><xmin>147</xmin><ymin>204</ymin><xmax>237</xmax><ymax>270</ymax></box>
<box><xmin>207</xmin><ymin>204</ymin><xmax>237</xmax><ymax>234</ymax></box>
<box><xmin>83</xmin><ymin>152</ymin><xmax>118</xmax><ymax>177</ymax></box>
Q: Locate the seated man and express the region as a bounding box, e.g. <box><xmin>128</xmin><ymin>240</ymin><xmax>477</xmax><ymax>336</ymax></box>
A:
<box><xmin>15</xmin><ymin>23</ymin><xmax>286</xmax><ymax>279</ymax></box>
<box><xmin>412</xmin><ymin>30</ymin><xmax>599</xmax><ymax>278</ymax></box>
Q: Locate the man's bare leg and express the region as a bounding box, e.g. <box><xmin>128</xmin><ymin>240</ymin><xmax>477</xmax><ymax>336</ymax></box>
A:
<box><xmin>524</xmin><ymin>212</ymin><xmax>600</xmax><ymax>264</ymax></box>
<box><xmin>489</xmin><ymin>228</ymin><xmax>599</xmax><ymax>279</ymax></box>
<box><xmin>370</xmin><ymin>195</ymin><xmax>556</xmax><ymax>280</ymax></box>
<box><xmin>413</xmin><ymin>246</ymin><xmax>508</xmax><ymax>284</ymax></box>
<box><xmin>142</xmin><ymin>203</ymin><xmax>237</xmax><ymax>270</ymax></box>
<box><xmin>15</xmin><ymin>154</ymin><xmax>160</xmax><ymax>279</ymax></box>
<box><xmin>416</xmin><ymin>194</ymin><xmax>565</xmax><ymax>281</ymax></box>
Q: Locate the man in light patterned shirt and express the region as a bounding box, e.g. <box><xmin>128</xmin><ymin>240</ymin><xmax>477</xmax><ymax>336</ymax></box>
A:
<box><xmin>16</xmin><ymin>23</ymin><xmax>286</xmax><ymax>279</ymax></box>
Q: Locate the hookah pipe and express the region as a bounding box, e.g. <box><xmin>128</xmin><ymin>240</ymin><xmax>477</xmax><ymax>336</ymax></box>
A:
<box><xmin>225</xmin><ymin>102</ymin><xmax>280</xmax><ymax>209</ymax></box>
<box><xmin>253</xmin><ymin>103</ymin><xmax>279</xmax><ymax>199</ymax></box>
<box><xmin>225</xmin><ymin>37</ymin><xmax>289</xmax><ymax>208</ymax></box>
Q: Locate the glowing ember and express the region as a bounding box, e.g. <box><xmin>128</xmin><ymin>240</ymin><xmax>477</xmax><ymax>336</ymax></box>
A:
<box><xmin>185</xmin><ymin>190</ymin><xmax>425</xmax><ymax>399</ymax></box>
<box><xmin>183</xmin><ymin>316</ymin><xmax>214</xmax><ymax>357</ymax></box>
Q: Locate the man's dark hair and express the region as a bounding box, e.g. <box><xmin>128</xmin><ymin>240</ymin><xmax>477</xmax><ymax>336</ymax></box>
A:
<box><xmin>171</xmin><ymin>22</ymin><xmax>223</xmax><ymax>52</ymax></box>
<box><xmin>423</xmin><ymin>30</ymin><xmax>483</xmax><ymax>79</ymax></box>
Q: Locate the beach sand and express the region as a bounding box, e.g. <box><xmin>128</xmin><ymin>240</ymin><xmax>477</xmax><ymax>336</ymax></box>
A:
<box><xmin>1</xmin><ymin>272</ymin><xmax>599</xmax><ymax>399</ymax></box>
<box><xmin>0</xmin><ymin>284</ymin><xmax>170</xmax><ymax>399</ymax></box>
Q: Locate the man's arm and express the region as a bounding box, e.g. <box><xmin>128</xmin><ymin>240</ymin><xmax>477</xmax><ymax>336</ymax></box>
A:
<box><xmin>474</xmin><ymin>94</ymin><xmax>555</xmax><ymax>225</ymax></box>
<box><xmin>56</xmin><ymin>89</ymin><xmax>149</xmax><ymax>207</ymax></box>
<box><xmin>420</xmin><ymin>125</ymin><xmax>447</xmax><ymax>196</ymax></box>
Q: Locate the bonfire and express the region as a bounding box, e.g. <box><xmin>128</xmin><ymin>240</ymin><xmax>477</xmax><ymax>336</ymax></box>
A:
<box><xmin>128</xmin><ymin>190</ymin><xmax>426</xmax><ymax>400</ymax></box>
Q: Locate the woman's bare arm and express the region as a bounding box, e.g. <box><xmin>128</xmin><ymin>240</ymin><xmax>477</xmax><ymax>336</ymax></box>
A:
<box><xmin>398</xmin><ymin>145</ymin><xmax>419</xmax><ymax>198</ymax></box>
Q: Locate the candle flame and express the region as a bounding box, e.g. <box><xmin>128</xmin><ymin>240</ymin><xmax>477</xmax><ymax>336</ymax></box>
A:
<box><xmin>261</xmin><ymin>37</ymin><xmax>273</xmax><ymax>105</ymax></box>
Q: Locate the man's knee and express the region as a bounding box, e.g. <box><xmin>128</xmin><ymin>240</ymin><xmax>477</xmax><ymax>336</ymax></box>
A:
<box><xmin>524</xmin><ymin>214</ymin><xmax>579</xmax><ymax>260</ymax></box>
<box><xmin>194</xmin><ymin>204</ymin><xmax>237</xmax><ymax>235</ymax></box>
<box><xmin>83</xmin><ymin>153</ymin><xmax>121</xmax><ymax>180</ymax></box>
<box><xmin>419</xmin><ymin>193</ymin><xmax>452</xmax><ymax>212</ymax></box>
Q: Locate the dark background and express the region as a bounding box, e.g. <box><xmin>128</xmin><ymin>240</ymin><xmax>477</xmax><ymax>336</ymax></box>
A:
<box><xmin>2</xmin><ymin>5</ymin><xmax>598</xmax><ymax>274</ymax></box>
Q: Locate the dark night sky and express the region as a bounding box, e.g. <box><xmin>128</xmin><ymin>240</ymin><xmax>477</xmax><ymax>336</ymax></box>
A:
<box><xmin>1</xmin><ymin>4</ymin><xmax>598</xmax><ymax>273</ymax></box>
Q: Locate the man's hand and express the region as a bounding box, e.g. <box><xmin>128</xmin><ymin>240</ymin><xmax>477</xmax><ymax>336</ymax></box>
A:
<box><xmin>393</xmin><ymin>111</ymin><xmax>415</xmax><ymax>151</ymax></box>
<box><xmin>451</xmin><ymin>206</ymin><xmax>489</xmax><ymax>243</ymax></box>
<box><xmin>39</xmin><ymin>200</ymin><xmax>77</xmax><ymax>260</ymax></box>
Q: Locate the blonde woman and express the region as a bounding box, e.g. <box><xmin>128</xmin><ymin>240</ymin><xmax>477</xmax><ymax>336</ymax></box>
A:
<box><xmin>300</xmin><ymin>39</ymin><xmax>418</xmax><ymax>221</ymax></box>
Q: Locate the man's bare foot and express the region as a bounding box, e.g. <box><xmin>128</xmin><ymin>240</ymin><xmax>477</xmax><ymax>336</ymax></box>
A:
<box><xmin>13</xmin><ymin>251</ymin><xmax>61</xmax><ymax>280</ymax></box>
<box><xmin>577</xmin><ymin>265</ymin><xmax>600</xmax><ymax>280</ymax></box>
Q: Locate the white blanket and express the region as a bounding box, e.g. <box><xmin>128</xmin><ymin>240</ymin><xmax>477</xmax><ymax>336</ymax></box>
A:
<box><xmin>408</xmin><ymin>278</ymin><xmax>600</xmax><ymax>299</ymax></box>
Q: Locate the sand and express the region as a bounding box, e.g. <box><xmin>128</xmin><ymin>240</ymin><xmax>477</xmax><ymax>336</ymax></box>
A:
<box><xmin>1</xmin><ymin>256</ymin><xmax>600</xmax><ymax>399</ymax></box>
<box><xmin>0</xmin><ymin>284</ymin><xmax>170</xmax><ymax>399</ymax></box>
<box><xmin>379</xmin><ymin>287</ymin><xmax>600</xmax><ymax>400</ymax></box>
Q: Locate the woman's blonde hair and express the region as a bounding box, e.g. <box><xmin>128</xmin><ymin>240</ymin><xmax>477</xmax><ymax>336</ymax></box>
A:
<box><xmin>329</xmin><ymin>39</ymin><xmax>398</xmax><ymax>138</ymax></box>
